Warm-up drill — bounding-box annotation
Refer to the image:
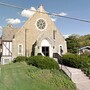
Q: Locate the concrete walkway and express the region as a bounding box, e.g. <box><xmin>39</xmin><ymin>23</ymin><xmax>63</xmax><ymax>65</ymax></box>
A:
<box><xmin>62</xmin><ymin>66</ymin><xmax>90</xmax><ymax>90</ymax></box>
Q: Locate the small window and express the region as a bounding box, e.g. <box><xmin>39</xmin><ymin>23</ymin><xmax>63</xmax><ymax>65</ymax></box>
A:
<box><xmin>4</xmin><ymin>59</ymin><xmax>9</xmax><ymax>64</ymax></box>
<box><xmin>53</xmin><ymin>30</ymin><xmax>56</xmax><ymax>39</ymax></box>
<box><xmin>60</xmin><ymin>46</ymin><xmax>63</xmax><ymax>55</ymax></box>
<box><xmin>18</xmin><ymin>44</ymin><xmax>23</xmax><ymax>55</ymax></box>
<box><xmin>13</xmin><ymin>35</ymin><xmax>15</xmax><ymax>38</ymax></box>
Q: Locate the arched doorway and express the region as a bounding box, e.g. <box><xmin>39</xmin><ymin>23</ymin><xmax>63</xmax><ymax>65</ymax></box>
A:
<box><xmin>41</xmin><ymin>39</ymin><xmax>52</xmax><ymax>57</ymax></box>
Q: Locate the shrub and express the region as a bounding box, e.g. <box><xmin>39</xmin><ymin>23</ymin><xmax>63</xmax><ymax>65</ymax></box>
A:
<box><xmin>62</xmin><ymin>53</ymin><xmax>90</xmax><ymax>78</ymax></box>
<box><xmin>62</xmin><ymin>53</ymin><xmax>90</xmax><ymax>68</ymax></box>
<box><xmin>13</xmin><ymin>56</ymin><xmax>27</xmax><ymax>63</ymax></box>
<box><xmin>27</xmin><ymin>56</ymin><xmax>59</xmax><ymax>70</ymax></box>
<box><xmin>82</xmin><ymin>68</ymin><xmax>90</xmax><ymax>76</ymax></box>
<box><xmin>62</xmin><ymin>53</ymin><xmax>81</xmax><ymax>68</ymax></box>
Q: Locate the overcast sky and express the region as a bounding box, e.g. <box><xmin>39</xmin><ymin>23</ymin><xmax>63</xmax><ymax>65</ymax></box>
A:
<box><xmin>0</xmin><ymin>0</ymin><xmax>90</xmax><ymax>36</ymax></box>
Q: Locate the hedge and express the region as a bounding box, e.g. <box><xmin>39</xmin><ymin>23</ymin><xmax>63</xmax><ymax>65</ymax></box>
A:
<box><xmin>13</xmin><ymin>56</ymin><xmax>27</xmax><ymax>63</ymax></box>
<box><xmin>27</xmin><ymin>56</ymin><xmax>59</xmax><ymax>70</ymax></box>
<box><xmin>62</xmin><ymin>53</ymin><xmax>90</xmax><ymax>77</ymax></box>
<box><xmin>62</xmin><ymin>53</ymin><xmax>90</xmax><ymax>68</ymax></box>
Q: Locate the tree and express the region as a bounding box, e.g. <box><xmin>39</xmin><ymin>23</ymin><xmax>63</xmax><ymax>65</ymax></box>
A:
<box><xmin>79</xmin><ymin>34</ymin><xmax>90</xmax><ymax>47</ymax></box>
<box><xmin>66</xmin><ymin>34</ymin><xmax>80</xmax><ymax>53</ymax></box>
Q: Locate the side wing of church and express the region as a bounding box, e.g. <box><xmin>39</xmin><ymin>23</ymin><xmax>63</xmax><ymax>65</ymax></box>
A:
<box><xmin>1</xmin><ymin>5</ymin><xmax>67</xmax><ymax>64</ymax></box>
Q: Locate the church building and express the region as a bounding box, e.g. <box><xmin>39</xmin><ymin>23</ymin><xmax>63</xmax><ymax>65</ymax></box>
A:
<box><xmin>1</xmin><ymin>5</ymin><xmax>67</xmax><ymax>64</ymax></box>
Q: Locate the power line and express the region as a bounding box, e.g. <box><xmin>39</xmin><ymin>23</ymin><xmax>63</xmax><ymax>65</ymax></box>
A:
<box><xmin>0</xmin><ymin>2</ymin><xmax>90</xmax><ymax>23</ymax></box>
<box><xmin>47</xmin><ymin>12</ymin><xmax>90</xmax><ymax>23</ymax></box>
<box><xmin>0</xmin><ymin>2</ymin><xmax>24</xmax><ymax>9</ymax></box>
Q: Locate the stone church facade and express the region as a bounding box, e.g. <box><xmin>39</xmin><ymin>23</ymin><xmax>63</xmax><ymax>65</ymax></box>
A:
<box><xmin>1</xmin><ymin>5</ymin><xmax>67</xmax><ymax>64</ymax></box>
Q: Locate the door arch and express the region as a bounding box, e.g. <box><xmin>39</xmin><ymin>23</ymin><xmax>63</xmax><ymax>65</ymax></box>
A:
<box><xmin>40</xmin><ymin>39</ymin><xmax>52</xmax><ymax>57</ymax></box>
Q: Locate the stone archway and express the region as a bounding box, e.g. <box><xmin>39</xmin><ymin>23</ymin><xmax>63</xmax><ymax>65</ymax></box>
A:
<box><xmin>41</xmin><ymin>39</ymin><xmax>50</xmax><ymax>56</ymax></box>
<box><xmin>36</xmin><ymin>37</ymin><xmax>54</xmax><ymax>57</ymax></box>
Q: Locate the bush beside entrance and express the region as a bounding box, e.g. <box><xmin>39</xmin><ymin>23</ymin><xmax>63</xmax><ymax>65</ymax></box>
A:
<box><xmin>13</xmin><ymin>56</ymin><xmax>59</xmax><ymax>70</ymax></box>
<box><xmin>27</xmin><ymin>56</ymin><xmax>59</xmax><ymax>70</ymax></box>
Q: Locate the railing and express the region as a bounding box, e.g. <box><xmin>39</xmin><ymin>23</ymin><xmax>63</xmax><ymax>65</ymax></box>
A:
<box><xmin>61</xmin><ymin>65</ymin><xmax>72</xmax><ymax>79</ymax></box>
<box><xmin>41</xmin><ymin>52</ymin><xmax>45</xmax><ymax>56</ymax></box>
<box><xmin>37</xmin><ymin>53</ymin><xmax>72</xmax><ymax>79</ymax></box>
<box><xmin>53</xmin><ymin>53</ymin><xmax>72</xmax><ymax>79</ymax></box>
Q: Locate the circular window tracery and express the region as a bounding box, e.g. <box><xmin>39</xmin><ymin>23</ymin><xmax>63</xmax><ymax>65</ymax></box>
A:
<box><xmin>36</xmin><ymin>19</ymin><xmax>46</xmax><ymax>30</ymax></box>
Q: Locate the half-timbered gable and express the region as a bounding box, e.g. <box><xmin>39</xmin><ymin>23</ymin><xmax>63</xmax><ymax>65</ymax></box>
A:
<box><xmin>1</xmin><ymin>24</ymin><xmax>19</xmax><ymax>64</ymax></box>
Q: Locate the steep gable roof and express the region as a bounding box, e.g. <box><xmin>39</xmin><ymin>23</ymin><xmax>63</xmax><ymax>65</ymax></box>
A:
<box><xmin>37</xmin><ymin>4</ymin><xmax>46</xmax><ymax>13</ymax></box>
<box><xmin>8</xmin><ymin>5</ymin><xmax>65</xmax><ymax>42</ymax></box>
<box><xmin>14</xmin><ymin>5</ymin><xmax>47</xmax><ymax>36</ymax></box>
<box><xmin>2</xmin><ymin>24</ymin><xmax>19</xmax><ymax>41</ymax></box>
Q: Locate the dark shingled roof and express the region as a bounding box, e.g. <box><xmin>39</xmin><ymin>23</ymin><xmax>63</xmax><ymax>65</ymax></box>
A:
<box><xmin>2</xmin><ymin>24</ymin><xmax>19</xmax><ymax>41</ymax></box>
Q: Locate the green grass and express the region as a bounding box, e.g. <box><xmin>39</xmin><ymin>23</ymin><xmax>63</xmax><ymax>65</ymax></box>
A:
<box><xmin>0</xmin><ymin>62</ymin><xmax>76</xmax><ymax>90</ymax></box>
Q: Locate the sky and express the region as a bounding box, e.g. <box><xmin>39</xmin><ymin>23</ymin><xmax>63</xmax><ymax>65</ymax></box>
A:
<box><xmin>0</xmin><ymin>0</ymin><xmax>90</xmax><ymax>37</ymax></box>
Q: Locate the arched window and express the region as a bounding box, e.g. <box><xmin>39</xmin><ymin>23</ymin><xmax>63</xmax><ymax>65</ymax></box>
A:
<box><xmin>18</xmin><ymin>44</ymin><xmax>23</xmax><ymax>55</ymax></box>
<box><xmin>60</xmin><ymin>46</ymin><xmax>63</xmax><ymax>54</ymax></box>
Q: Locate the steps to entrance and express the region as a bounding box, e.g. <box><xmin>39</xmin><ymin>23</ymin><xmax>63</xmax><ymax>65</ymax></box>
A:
<box><xmin>61</xmin><ymin>65</ymin><xmax>90</xmax><ymax>90</ymax></box>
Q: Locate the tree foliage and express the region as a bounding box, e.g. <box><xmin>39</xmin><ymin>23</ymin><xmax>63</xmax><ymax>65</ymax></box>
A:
<box><xmin>79</xmin><ymin>34</ymin><xmax>90</xmax><ymax>47</ymax></box>
<box><xmin>66</xmin><ymin>34</ymin><xmax>80</xmax><ymax>53</ymax></box>
<box><xmin>66</xmin><ymin>34</ymin><xmax>90</xmax><ymax>54</ymax></box>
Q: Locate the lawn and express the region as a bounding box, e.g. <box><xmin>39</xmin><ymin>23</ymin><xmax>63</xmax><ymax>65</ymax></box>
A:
<box><xmin>0</xmin><ymin>62</ymin><xmax>76</xmax><ymax>90</ymax></box>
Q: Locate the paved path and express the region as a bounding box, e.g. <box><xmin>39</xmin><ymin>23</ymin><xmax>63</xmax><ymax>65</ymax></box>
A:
<box><xmin>62</xmin><ymin>66</ymin><xmax>90</xmax><ymax>90</ymax></box>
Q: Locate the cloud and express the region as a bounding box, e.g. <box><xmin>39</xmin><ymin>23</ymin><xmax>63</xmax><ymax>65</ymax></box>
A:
<box><xmin>63</xmin><ymin>34</ymin><xmax>70</xmax><ymax>39</ymax></box>
<box><xmin>21</xmin><ymin>7</ymin><xmax>36</xmax><ymax>18</ymax></box>
<box><xmin>0</xmin><ymin>26</ymin><xmax>2</xmax><ymax>29</ymax></box>
<box><xmin>6</xmin><ymin>18</ymin><xmax>21</xmax><ymax>24</ymax></box>
<box><xmin>51</xmin><ymin>18</ymin><xmax>57</xmax><ymax>22</ymax></box>
<box><xmin>59</xmin><ymin>12</ymin><xmax>67</xmax><ymax>16</ymax></box>
<box><xmin>50</xmin><ymin>12</ymin><xmax>67</xmax><ymax>22</ymax></box>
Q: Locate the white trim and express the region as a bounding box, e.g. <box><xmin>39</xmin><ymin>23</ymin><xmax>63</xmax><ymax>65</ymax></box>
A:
<box><xmin>35</xmin><ymin>18</ymin><xmax>47</xmax><ymax>31</ymax></box>
<box><xmin>41</xmin><ymin>39</ymin><xmax>49</xmax><ymax>46</ymax></box>
<box><xmin>18</xmin><ymin>44</ymin><xmax>23</xmax><ymax>55</ymax></box>
<box><xmin>2</xmin><ymin>42</ymin><xmax>12</xmax><ymax>56</ymax></box>
<box><xmin>40</xmin><ymin>39</ymin><xmax>52</xmax><ymax>57</ymax></box>
<box><xmin>50</xmin><ymin>46</ymin><xmax>53</xmax><ymax>57</ymax></box>
<box><xmin>10</xmin><ymin>42</ymin><xmax>12</xmax><ymax>55</ymax></box>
